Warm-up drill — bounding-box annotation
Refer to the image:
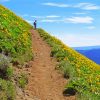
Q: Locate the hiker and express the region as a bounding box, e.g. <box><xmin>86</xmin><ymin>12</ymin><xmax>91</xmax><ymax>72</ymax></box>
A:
<box><xmin>33</xmin><ymin>20</ymin><xmax>37</xmax><ymax>29</ymax></box>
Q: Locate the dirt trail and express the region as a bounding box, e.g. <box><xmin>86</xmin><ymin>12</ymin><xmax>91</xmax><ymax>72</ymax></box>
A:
<box><xmin>24</xmin><ymin>29</ymin><xmax>76</xmax><ymax>100</ymax></box>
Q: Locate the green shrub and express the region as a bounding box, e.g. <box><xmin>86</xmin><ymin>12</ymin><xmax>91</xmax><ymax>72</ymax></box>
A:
<box><xmin>7</xmin><ymin>81</ymin><xmax>16</xmax><ymax>100</ymax></box>
<box><xmin>57</xmin><ymin>60</ymin><xmax>75</xmax><ymax>79</ymax></box>
<box><xmin>0</xmin><ymin>54</ymin><xmax>11</xmax><ymax>71</ymax></box>
<box><xmin>6</xmin><ymin>66</ymin><xmax>13</xmax><ymax>79</ymax></box>
<box><xmin>0</xmin><ymin>79</ymin><xmax>16</xmax><ymax>100</ymax></box>
<box><xmin>0</xmin><ymin>54</ymin><xmax>13</xmax><ymax>79</ymax></box>
<box><xmin>77</xmin><ymin>90</ymin><xmax>100</xmax><ymax>100</ymax></box>
<box><xmin>18</xmin><ymin>73</ymin><xmax>28</xmax><ymax>88</ymax></box>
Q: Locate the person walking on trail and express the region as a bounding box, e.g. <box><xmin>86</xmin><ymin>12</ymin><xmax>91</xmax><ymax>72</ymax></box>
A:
<box><xmin>33</xmin><ymin>20</ymin><xmax>37</xmax><ymax>30</ymax></box>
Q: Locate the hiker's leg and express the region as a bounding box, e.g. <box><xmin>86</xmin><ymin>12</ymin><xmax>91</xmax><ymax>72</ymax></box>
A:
<box><xmin>34</xmin><ymin>25</ymin><xmax>36</xmax><ymax>29</ymax></box>
<box><xmin>35</xmin><ymin>25</ymin><xmax>37</xmax><ymax>29</ymax></box>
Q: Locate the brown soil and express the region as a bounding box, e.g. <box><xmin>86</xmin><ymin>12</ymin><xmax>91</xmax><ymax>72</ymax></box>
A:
<box><xmin>22</xmin><ymin>29</ymin><xmax>76</xmax><ymax>100</ymax></box>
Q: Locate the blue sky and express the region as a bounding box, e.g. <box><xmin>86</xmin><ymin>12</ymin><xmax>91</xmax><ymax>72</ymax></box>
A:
<box><xmin>0</xmin><ymin>0</ymin><xmax>100</xmax><ymax>47</ymax></box>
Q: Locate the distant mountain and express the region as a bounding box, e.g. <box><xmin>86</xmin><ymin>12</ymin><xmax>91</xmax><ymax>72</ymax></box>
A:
<box><xmin>74</xmin><ymin>46</ymin><xmax>100</xmax><ymax>64</ymax></box>
<box><xmin>74</xmin><ymin>45</ymin><xmax>100</xmax><ymax>50</ymax></box>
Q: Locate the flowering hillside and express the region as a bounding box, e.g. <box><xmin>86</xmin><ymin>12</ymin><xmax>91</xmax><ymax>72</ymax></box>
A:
<box><xmin>0</xmin><ymin>5</ymin><xmax>33</xmax><ymax>99</ymax></box>
<box><xmin>0</xmin><ymin>5</ymin><xmax>33</xmax><ymax>64</ymax></box>
<box><xmin>38</xmin><ymin>28</ymin><xmax>100</xmax><ymax>100</ymax></box>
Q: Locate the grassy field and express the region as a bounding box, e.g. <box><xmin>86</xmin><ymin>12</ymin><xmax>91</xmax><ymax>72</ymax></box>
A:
<box><xmin>0</xmin><ymin>5</ymin><xmax>33</xmax><ymax>64</ymax></box>
<box><xmin>0</xmin><ymin>5</ymin><xmax>33</xmax><ymax>99</ymax></box>
<box><xmin>38</xmin><ymin>28</ymin><xmax>100</xmax><ymax>100</ymax></box>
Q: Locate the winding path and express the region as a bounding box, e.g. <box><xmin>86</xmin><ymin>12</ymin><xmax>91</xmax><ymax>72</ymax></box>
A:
<box><xmin>24</xmin><ymin>29</ymin><xmax>76</xmax><ymax>100</ymax></box>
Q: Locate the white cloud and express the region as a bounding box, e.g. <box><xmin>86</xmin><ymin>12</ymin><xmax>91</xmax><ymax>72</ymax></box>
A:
<box><xmin>46</xmin><ymin>15</ymin><xmax>60</xmax><ymax>18</ymax></box>
<box><xmin>20</xmin><ymin>14</ymin><xmax>61</xmax><ymax>23</ymax></box>
<box><xmin>42</xmin><ymin>2</ymin><xmax>100</xmax><ymax>10</ymax></box>
<box><xmin>31</xmin><ymin>16</ymin><xmax>45</xmax><ymax>19</ymax></box>
<box><xmin>22</xmin><ymin>14</ymin><xmax>94</xmax><ymax>25</ymax></box>
<box><xmin>64</xmin><ymin>16</ymin><xmax>94</xmax><ymax>24</ymax></box>
<box><xmin>39</xmin><ymin>16</ymin><xmax>94</xmax><ymax>24</ymax></box>
<box><xmin>74</xmin><ymin>3</ymin><xmax>100</xmax><ymax>10</ymax></box>
<box><xmin>31</xmin><ymin>15</ymin><xmax>60</xmax><ymax>19</ymax></box>
<box><xmin>55</xmin><ymin>33</ymin><xmax>100</xmax><ymax>47</ymax></box>
<box><xmin>42</xmin><ymin>3</ymin><xmax>70</xmax><ymax>8</ymax></box>
<box><xmin>86</xmin><ymin>26</ymin><xmax>96</xmax><ymax>30</ymax></box>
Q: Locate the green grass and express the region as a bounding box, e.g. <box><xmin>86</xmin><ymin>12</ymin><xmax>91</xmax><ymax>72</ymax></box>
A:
<box><xmin>37</xmin><ymin>28</ymin><xmax>100</xmax><ymax>100</ymax></box>
<box><xmin>0</xmin><ymin>5</ymin><xmax>33</xmax><ymax>99</ymax></box>
<box><xmin>0</xmin><ymin>5</ymin><xmax>33</xmax><ymax>64</ymax></box>
<box><xmin>18</xmin><ymin>73</ymin><xmax>28</xmax><ymax>88</ymax></box>
<box><xmin>6</xmin><ymin>66</ymin><xmax>13</xmax><ymax>79</ymax></box>
<box><xmin>0</xmin><ymin>79</ymin><xmax>16</xmax><ymax>100</ymax></box>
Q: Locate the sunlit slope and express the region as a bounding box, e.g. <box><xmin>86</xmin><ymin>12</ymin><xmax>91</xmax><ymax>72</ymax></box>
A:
<box><xmin>0</xmin><ymin>5</ymin><xmax>33</xmax><ymax>63</ymax></box>
<box><xmin>0</xmin><ymin>5</ymin><xmax>33</xmax><ymax>100</ymax></box>
<box><xmin>38</xmin><ymin>28</ymin><xmax>100</xmax><ymax>99</ymax></box>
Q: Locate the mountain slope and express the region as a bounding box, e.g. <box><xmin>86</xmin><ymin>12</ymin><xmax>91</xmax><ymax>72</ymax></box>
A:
<box><xmin>0</xmin><ymin>5</ymin><xmax>33</xmax><ymax>99</ymax></box>
<box><xmin>0</xmin><ymin>5</ymin><xmax>33</xmax><ymax>64</ymax></box>
<box><xmin>74</xmin><ymin>45</ymin><xmax>100</xmax><ymax>50</ymax></box>
<box><xmin>38</xmin><ymin>28</ymin><xmax>100</xmax><ymax>100</ymax></box>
